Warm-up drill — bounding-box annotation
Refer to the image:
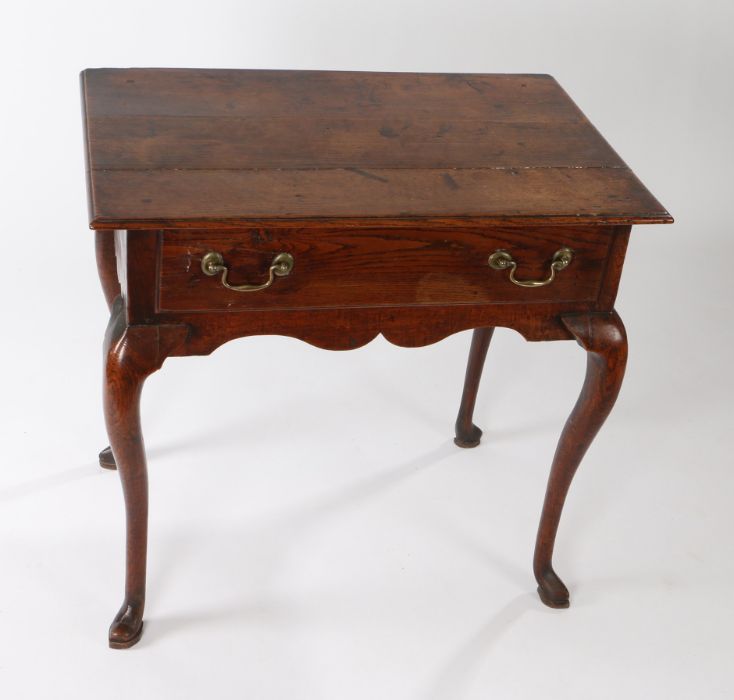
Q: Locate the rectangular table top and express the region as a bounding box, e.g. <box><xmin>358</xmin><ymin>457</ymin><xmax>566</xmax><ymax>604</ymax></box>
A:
<box><xmin>81</xmin><ymin>68</ymin><xmax>671</xmax><ymax>229</ymax></box>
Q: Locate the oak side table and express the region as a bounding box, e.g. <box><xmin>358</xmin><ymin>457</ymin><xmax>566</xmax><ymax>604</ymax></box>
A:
<box><xmin>80</xmin><ymin>68</ymin><xmax>671</xmax><ymax>648</ymax></box>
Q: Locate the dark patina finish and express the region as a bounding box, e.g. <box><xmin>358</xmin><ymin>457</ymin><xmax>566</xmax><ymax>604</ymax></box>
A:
<box><xmin>81</xmin><ymin>68</ymin><xmax>671</xmax><ymax>648</ymax></box>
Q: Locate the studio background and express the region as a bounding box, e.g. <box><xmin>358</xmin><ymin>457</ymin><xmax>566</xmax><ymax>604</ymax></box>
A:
<box><xmin>1</xmin><ymin>1</ymin><xmax>732</xmax><ymax>698</ymax></box>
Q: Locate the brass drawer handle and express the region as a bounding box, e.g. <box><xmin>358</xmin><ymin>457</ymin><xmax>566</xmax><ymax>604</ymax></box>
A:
<box><xmin>201</xmin><ymin>251</ymin><xmax>294</xmax><ymax>292</ymax></box>
<box><xmin>488</xmin><ymin>247</ymin><xmax>574</xmax><ymax>288</ymax></box>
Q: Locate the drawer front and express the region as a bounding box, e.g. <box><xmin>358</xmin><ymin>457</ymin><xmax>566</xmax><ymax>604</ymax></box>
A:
<box><xmin>157</xmin><ymin>226</ymin><xmax>613</xmax><ymax>313</ymax></box>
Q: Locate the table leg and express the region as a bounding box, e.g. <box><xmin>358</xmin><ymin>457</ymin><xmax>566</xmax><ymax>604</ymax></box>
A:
<box><xmin>454</xmin><ymin>327</ymin><xmax>494</xmax><ymax>447</ymax></box>
<box><xmin>96</xmin><ymin>231</ymin><xmax>121</xmax><ymax>470</ymax></box>
<box><xmin>103</xmin><ymin>298</ymin><xmax>186</xmax><ymax>648</ymax></box>
<box><xmin>534</xmin><ymin>311</ymin><xmax>627</xmax><ymax>608</ymax></box>
<box><xmin>95</xmin><ymin>230</ymin><xmax>120</xmax><ymax>311</ymax></box>
<box><xmin>98</xmin><ymin>446</ymin><xmax>117</xmax><ymax>470</ymax></box>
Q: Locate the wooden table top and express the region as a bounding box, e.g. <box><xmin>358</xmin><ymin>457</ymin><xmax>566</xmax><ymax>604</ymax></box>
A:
<box><xmin>81</xmin><ymin>68</ymin><xmax>671</xmax><ymax>229</ymax></box>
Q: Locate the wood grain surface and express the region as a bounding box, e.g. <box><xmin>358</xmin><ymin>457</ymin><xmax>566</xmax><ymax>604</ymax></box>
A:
<box><xmin>81</xmin><ymin>69</ymin><xmax>672</xmax><ymax>229</ymax></box>
<box><xmin>157</xmin><ymin>225</ymin><xmax>612</xmax><ymax>312</ymax></box>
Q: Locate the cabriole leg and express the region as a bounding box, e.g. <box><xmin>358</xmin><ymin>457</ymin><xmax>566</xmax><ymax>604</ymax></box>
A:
<box><xmin>103</xmin><ymin>298</ymin><xmax>186</xmax><ymax>648</ymax></box>
<box><xmin>454</xmin><ymin>327</ymin><xmax>494</xmax><ymax>447</ymax></box>
<box><xmin>534</xmin><ymin>311</ymin><xmax>627</xmax><ymax>608</ymax></box>
<box><xmin>96</xmin><ymin>230</ymin><xmax>121</xmax><ymax>470</ymax></box>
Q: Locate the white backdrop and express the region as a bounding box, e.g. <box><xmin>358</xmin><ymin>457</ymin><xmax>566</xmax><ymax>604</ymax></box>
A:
<box><xmin>1</xmin><ymin>1</ymin><xmax>733</xmax><ymax>698</ymax></box>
